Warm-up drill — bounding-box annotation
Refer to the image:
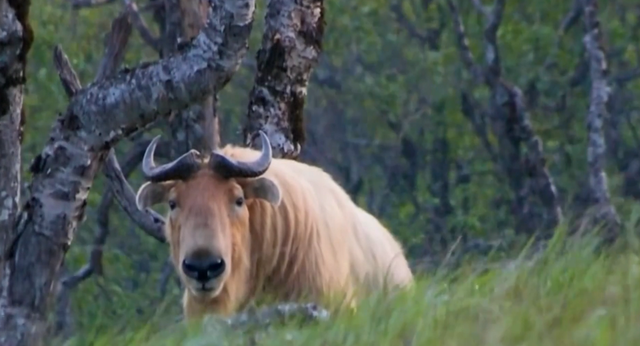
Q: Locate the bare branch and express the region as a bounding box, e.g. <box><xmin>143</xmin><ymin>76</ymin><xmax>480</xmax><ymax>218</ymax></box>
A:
<box><xmin>445</xmin><ymin>0</ymin><xmax>482</xmax><ymax>81</ymax></box>
<box><xmin>53</xmin><ymin>46</ymin><xmax>82</xmax><ymax>98</ymax></box>
<box><xmin>460</xmin><ymin>92</ymin><xmax>499</xmax><ymax>165</ymax></box>
<box><xmin>56</xmin><ymin>2</ymin><xmax>252</xmax><ymax>151</ymax></box>
<box><xmin>95</xmin><ymin>12</ymin><xmax>133</xmax><ymax>82</ymax></box>
<box><xmin>104</xmin><ymin>149</ymin><xmax>167</xmax><ymax>242</ymax></box>
<box><xmin>161</xmin><ymin>0</ymin><xmax>183</xmax><ymax>56</ymax></box>
<box><xmin>55</xmin><ymin>9</ymin><xmax>171</xmax><ymax>302</ymax></box>
<box><xmin>0</xmin><ymin>0</ymin><xmax>256</xmax><ymax>342</ymax></box>
<box><xmin>124</xmin><ymin>0</ymin><xmax>162</xmax><ymax>52</ymax></box>
<box><xmin>61</xmin><ymin>137</ymin><xmax>171</xmax><ymax>291</ymax></box>
<box><xmin>102</xmin><ymin>138</ymin><xmax>173</xmax><ymax>238</ymax></box>
<box><xmin>543</xmin><ymin>0</ymin><xmax>583</xmax><ymax>70</ymax></box>
<box><xmin>60</xmin><ymin>214</ymin><xmax>107</xmax><ymax>289</ymax></box>
<box><xmin>508</xmin><ymin>85</ymin><xmax>563</xmax><ymax>233</ymax></box>
<box><xmin>242</xmin><ymin>0</ymin><xmax>325</xmax><ymax>159</ymax></box>
<box><xmin>580</xmin><ymin>0</ymin><xmax>621</xmax><ymax>240</ymax></box>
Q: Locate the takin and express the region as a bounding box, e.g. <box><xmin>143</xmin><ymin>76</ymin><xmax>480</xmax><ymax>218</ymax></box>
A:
<box><xmin>135</xmin><ymin>131</ymin><xmax>414</xmax><ymax>320</ymax></box>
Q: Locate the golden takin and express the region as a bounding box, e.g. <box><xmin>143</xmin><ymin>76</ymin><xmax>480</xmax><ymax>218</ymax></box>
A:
<box><xmin>135</xmin><ymin>131</ymin><xmax>413</xmax><ymax>320</ymax></box>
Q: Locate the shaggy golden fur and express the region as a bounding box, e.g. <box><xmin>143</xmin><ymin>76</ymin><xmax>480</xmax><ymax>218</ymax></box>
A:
<box><xmin>136</xmin><ymin>144</ymin><xmax>413</xmax><ymax>320</ymax></box>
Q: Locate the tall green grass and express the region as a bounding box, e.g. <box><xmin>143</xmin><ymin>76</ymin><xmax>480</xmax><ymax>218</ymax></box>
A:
<box><xmin>62</xmin><ymin>224</ymin><xmax>640</xmax><ymax>346</ymax></box>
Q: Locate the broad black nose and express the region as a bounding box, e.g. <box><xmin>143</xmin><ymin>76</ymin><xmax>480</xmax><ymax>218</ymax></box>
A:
<box><xmin>182</xmin><ymin>255</ymin><xmax>226</xmax><ymax>283</ymax></box>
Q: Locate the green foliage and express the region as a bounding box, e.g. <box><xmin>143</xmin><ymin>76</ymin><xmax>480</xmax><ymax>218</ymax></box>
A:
<box><xmin>21</xmin><ymin>0</ymin><xmax>640</xmax><ymax>340</ymax></box>
<box><xmin>63</xmin><ymin>229</ymin><xmax>640</xmax><ymax>345</ymax></box>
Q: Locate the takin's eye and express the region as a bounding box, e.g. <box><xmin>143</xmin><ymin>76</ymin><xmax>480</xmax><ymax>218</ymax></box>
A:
<box><xmin>234</xmin><ymin>196</ymin><xmax>245</xmax><ymax>207</ymax></box>
<box><xmin>168</xmin><ymin>199</ymin><xmax>177</xmax><ymax>210</ymax></box>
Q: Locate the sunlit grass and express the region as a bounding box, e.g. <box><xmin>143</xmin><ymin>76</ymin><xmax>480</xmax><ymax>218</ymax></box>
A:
<box><xmin>61</xmin><ymin>225</ymin><xmax>640</xmax><ymax>346</ymax></box>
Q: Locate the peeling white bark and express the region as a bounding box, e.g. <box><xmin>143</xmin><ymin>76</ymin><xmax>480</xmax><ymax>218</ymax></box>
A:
<box><xmin>243</xmin><ymin>0</ymin><xmax>325</xmax><ymax>158</ymax></box>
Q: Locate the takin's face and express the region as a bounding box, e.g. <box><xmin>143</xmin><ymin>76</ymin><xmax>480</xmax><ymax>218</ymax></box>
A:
<box><xmin>135</xmin><ymin>170</ymin><xmax>281</xmax><ymax>300</ymax></box>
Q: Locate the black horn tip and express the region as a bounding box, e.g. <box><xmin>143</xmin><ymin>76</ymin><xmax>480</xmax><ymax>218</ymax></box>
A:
<box><xmin>142</xmin><ymin>135</ymin><xmax>162</xmax><ymax>178</ymax></box>
<box><xmin>257</xmin><ymin>130</ymin><xmax>271</xmax><ymax>150</ymax></box>
<box><xmin>150</xmin><ymin>134</ymin><xmax>162</xmax><ymax>145</ymax></box>
<box><xmin>207</xmin><ymin>130</ymin><xmax>273</xmax><ymax>179</ymax></box>
<box><xmin>143</xmin><ymin>135</ymin><xmax>162</xmax><ymax>159</ymax></box>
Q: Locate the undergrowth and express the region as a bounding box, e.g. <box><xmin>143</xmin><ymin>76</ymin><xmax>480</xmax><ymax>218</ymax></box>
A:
<box><xmin>62</xmin><ymin>222</ymin><xmax>640</xmax><ymax>346</ymax></box>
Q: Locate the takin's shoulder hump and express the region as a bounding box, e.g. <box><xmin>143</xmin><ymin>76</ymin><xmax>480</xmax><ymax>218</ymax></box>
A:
<box><xmin>350</xmin><ymin>207</ymin><xmax>414</xmax><ymax>288</ymax></box>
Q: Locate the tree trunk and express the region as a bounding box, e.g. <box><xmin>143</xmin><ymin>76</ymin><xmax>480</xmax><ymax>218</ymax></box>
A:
<box><xmin>0</xmin><ymin>0</ymin><xmax>255</xmax><ymax>342</ymax></box>
<box><xmin>0</xmin><ymin>0</ymin><xmax>33</xmax><ymax>342</ymax></box>
<box><xmin>0</xmin><ymin>0</ymin><xmax>31</xmax><ymax>259</ymax></box>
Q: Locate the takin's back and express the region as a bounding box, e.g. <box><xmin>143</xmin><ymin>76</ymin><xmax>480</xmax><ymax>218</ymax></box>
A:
<box><xmin>221</xmin><ymin>145</ymin><xmax>413</xmax><ymax>305</ymax></box>
<box><xmin>348</xmin><ymin>206</ymin><xmax>414</xmax><ymax>293</ymax></box>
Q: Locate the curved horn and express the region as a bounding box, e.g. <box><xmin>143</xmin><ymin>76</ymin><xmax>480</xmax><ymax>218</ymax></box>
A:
<box><xmin>142</xmin><ymin>135</ymin><xmax>202</xmax><ymax>182</ymax></box>
<box><xmin>209</xmin><ymin>131</ymin><xmax>273</xmax><ymax>179</ymax></box>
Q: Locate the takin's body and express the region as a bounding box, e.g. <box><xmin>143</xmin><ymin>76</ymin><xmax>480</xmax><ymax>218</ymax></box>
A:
<box><xmin>179</xmin><ymin>145</ymin><xmax>413</xmax><ymax>319</ymax></box>
<box><xmin>135</xmin><ymin>132</ymin><xmax>413</xmax><ymax>320</ymax></box>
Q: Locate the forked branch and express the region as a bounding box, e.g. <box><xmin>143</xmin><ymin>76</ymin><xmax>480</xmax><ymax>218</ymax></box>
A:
<box><xmin>104</xmin><ymin>149</ymin><xmax>167</xmax><ymax>241</ymax></box>
<box><xmin>446</xmin><ymin>0</ymin><xmax>563</xmax><ymax>235</ymax></box>
<box><xmin>53</xmin><ymin>46</ymin><xmax>82</xmax><ymax>97</ymax></box>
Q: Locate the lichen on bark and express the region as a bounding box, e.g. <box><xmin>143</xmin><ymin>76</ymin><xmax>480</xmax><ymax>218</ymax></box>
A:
<box><xmin>243</xmin><ymin>0</ymin><xmax>325</xmax><ymax>159</ymax></box>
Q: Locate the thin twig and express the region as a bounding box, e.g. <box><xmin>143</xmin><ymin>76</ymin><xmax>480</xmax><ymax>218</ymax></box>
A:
<box><xmin>52</xmin><ymin>46</ymin><xmax>82</xmax><ymax>98</ymax></box>
<box><xmin>389</xmin><ymin>0</ymin><xmax>444</xmax><ymax>51</ymax></box>
<box><xmin>543</xmin><ymin>0</ymin><xmax>583</xmax><ymax>70</ymax></box>
<box><xmin>445</xmin><ymin>0</ymin><xmax>482</xmax><ymax>81</ymax></box>
<box><xmin>104</xmin><ymin>149</ymin><xmax>167</xmax><ymax>242</ymax></box>
<box><xmin>124</xmin><ymin>0</ymin><xmax>161</xmax><ymax>52</ymax></box>
<box><xmin>95</xmin><ymin>12</ymin><xmax>133</xmax><ymax>81</ymax></box>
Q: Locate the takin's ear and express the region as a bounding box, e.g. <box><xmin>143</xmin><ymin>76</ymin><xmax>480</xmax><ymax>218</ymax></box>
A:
<box><xmin>135</xmin><ymin>181</ymin><xmax>175</xmax><ymax>210</ymax></box>
<box><xmin>240</xmin><ymin>177</ymin><xmax>282</xmax><ymax>207</ymax></box>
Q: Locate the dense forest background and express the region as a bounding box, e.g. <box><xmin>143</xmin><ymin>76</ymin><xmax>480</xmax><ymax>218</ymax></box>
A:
<box><xmin>14</xmin><ymin>0</ymin><xmax>640</xmax><ymax>341</ymax></box>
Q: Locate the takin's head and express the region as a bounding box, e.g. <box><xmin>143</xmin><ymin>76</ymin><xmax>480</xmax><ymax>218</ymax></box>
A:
<box><xmin>135</xmin><ymin>132</ymin><xmax>282</xmax><ymax>300</ymax></box>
